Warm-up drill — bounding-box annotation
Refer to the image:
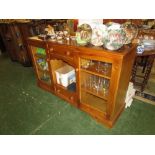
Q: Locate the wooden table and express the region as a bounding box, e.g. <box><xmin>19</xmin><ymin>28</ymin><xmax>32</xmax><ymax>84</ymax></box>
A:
<box><xmin>131</xmin><ymin>50</ymin><xmax>155</xmax><ymax>92</ymax></box>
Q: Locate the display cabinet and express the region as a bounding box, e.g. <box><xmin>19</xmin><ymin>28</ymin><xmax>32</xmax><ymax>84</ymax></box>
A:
<box><xmin>28</xmin><ymin>37</ymin><xmax>136</xmax><ymax>127</ymax></box>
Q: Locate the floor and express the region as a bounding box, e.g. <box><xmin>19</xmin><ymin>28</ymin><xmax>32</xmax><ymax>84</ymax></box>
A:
<box><xmin>0</xmin><ymin>54</ymin><xmax>155</xmax><ymax>135</ymax></box>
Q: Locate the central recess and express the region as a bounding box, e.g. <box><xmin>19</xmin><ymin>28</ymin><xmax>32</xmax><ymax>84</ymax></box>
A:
<box><xmin>50</xmin><ymin>59</ymin><xmax>76</xmax><ymax>92</ymax></box>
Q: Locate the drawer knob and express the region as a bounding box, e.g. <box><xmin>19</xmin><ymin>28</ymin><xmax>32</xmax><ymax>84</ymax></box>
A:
<box><xmin>75</xmin><ymin>68</ymin><xmax>78</xmax><ymax>72</ymax></box>
<box><xmin>50</xmin><ymin>48</ymin><xmax>53</xmax><ymax>52</ymax></box>
<box><xmin>54</xmin><ymin>87</ymin><xmax>57</xmax><ymax>91</ymax></box>
<box><xmin>66</xmin><ymin>51</ymin><xmax>70</xmax><ymax>56</ymax></box>
<box><xmin>70</xmin><ymin>96</ymin><xmax>74</xmax><ymax>101</ymax></box>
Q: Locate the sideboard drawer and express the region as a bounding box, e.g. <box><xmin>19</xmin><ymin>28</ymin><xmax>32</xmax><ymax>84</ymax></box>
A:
<box><xmin>55</xmin><ymin>84</ymin><xmax>78</xmax><ymax>105</ymax></box>
<box><xmin>49</xmin><ymin>45</ymin><xmax>75</xmax><ymax>62</ymax></box>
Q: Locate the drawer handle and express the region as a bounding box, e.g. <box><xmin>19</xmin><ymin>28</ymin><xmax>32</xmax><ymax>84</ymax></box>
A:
<box><xmin>70</xmin><ymin>96</ymin><xmax>74</xmax><ymax>101</ymax></box>
<box><xmin>54</xmin><ymin>87</ymin><xmax>57</xmax><ymax>91</ymax></box>
<box><xmin>57</xmin><ymin>89</ymin><xmax>60</xmax><ymax>93</ymax></box>
<box><xmin>50</xmin><ymin>48</ymin><xmax>53</xmax><ymax>52</ymax></box>
<box><xmin>66</xmin><ymin>51</ymin><xmax>70</xmax><ymax>56</ymax></box>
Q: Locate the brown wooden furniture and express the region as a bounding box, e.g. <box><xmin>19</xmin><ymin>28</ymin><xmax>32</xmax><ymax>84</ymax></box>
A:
<box><xmin>16</xmin><ymin>21</ymin><xmax>34</xmax><ymax>65</ymax></box>
<box><xmin>131</xmin><ymin>28</ymin><xmax>155</xmax><ymax>92</ymax></box>
<box><xmin>0</xmin><ymin>22</ymin><xmax>19</xmax><ymax>61</ymax></box>
<box><xmin>0</xmin><ymin>21</ymin><xmax>32</xmax><ymax>66</ymax></box>
<box><xmin>131</xmin><ymin>50</ymin><xmax>155</xmax><ymax>92</ymax></box>
<box><xmin>0</xmin><ymin>20</ymin><xmax>49</xmax><ymax>66</ymax></box>
<box><xmin>28</xmin><ymin>37</ymin><xmax>136</xmax><ymax>128</ymax></box>
<box><xmin>11</xmin><ymin>22</ymin><xmax>32</xmax><ymax>66</ymax></box>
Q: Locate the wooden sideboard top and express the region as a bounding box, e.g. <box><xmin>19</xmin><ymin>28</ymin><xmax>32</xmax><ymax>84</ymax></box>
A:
<box><xmin>28</xmin><ymin>36</ymin><xmax>137</xmax><ymax>57</ymax></box>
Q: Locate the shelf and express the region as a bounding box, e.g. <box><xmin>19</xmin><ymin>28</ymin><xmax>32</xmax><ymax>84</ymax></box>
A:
<box><xmin>56</xmin><ymin>83</ymin><xmax>68</xmax><ymax>90</ymax></box>
<box><xmin>56</xmin><ymin>82</ymin><xmax>76</xmax><ymax>93</ymax></box>
<box><xmin>39</xmin><ymin>77</ymin><xmax>51</xmax><ymax>85</ymax></box>
<box><xmin>34</xmin><ymin>53</ymin><xmax>46</xmax><ymax>59</ymax></box>
<box><xmin>81</xmin><ymin>87</ymin><xmax>108</xmax><ymax>101</ymax></box>
<box><xmin>80</xmin><ymin>61</ymin><xmax>111</xmax><ymax>79</ymax></box>
<box><xmin>81</xmin><ymin>67</ymin><xmax>111</xmax><ymax>79</ymax></box>
<box><xmin>81</xmin><ymin>91</ymin><xmax>107</xmax><ymax>113</ymax></box>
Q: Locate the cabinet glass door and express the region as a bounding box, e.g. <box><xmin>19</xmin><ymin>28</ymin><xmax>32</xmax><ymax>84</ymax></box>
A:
<box><xmin>31</xmin><ymin>46</ymin><xmax>51</xmax><ymax>85</ymax></box>
<box><xmin>80</xmin><ymin>58</ymin><xmax>112</xmax><ymax>113</ymax></box>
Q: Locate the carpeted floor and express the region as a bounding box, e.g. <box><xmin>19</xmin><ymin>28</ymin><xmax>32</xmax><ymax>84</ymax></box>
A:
<box><xmin>0</xmin><ymin>54</ymin><xmax>155</xmax><ymax>135</ymax></box>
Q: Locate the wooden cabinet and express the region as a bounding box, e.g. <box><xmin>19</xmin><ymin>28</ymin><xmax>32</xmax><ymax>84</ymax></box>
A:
<box><xmin>28</xmin><ymin>37</ymin><xmax>136</xmax><ymax>128</ymax></box>
<box><xmin>0</xmin><ymin>22</ymin><xmax>32</xmax><ymax>66</ymax></box>
<box><xmin>0</xmin><ymin>23</ymin><xmax>19</xmax><ymax>61</ymax></box>
<box><xmin>11</xmin><ymin>23</ymin><xmax>32</xmax><ymax>66</ymax></box>
<box><xmin>0</xmin><ymin>20</ymin><xmax>47</xmax><ymax>66</ymax></box>
<box><xmin>16</xmin><ymin>22</ymin><xmax>34</xmax><ymax>65</ymax></box>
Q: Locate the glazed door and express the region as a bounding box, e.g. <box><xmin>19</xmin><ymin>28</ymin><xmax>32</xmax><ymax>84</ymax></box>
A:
<box><xmin>79</xmin><ymin>56</ymin><xmax>113</xmax><ymax>117</ymax></box>
<box><xmin>30</xmin><ymin>44</ymin><xmax>54</xmax><ymax>91</ymax></box>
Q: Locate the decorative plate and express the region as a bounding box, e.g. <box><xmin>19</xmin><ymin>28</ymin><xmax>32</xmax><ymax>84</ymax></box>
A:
<box><xmin>76</xmin><ymin>24</ymin><xmax>92</xmax><ymax>46</ymax></box>
<box><xmin>103</xmin><ymin>23</ymin><xmax>126</xmax><ymax>50</ymax></box>
<box><xmin>90</xmin><ymin>23</ymin><xmax>107</xmax><ymax>46</ymax></box>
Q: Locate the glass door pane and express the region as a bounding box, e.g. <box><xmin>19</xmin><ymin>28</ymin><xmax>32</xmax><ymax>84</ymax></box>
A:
<box><xmin>80</xmin><ymin>58</ymin><xmax>112</xmax><ymax>113</ymax></box>
<box><xmin>31</xmin><ymin>46</ymin><xmax>51</xmax><ymax>85</ymax></box>
<box><xmin>50</xmin><ymin>59</ymin><xmax>76</xmax><ymax>92</ymax></box>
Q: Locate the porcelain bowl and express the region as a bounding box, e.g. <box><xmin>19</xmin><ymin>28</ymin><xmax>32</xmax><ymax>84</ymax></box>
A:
<box><xmin>103</xmin><ymin>23</ymin><xmax>127</xmax><ymax>50</ymax></box>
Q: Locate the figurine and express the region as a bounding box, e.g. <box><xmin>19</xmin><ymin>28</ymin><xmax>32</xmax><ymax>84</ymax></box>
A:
<box><xmin>44</xmin><ymin>25</ymin><xmax>55</xmax><ymax>36</ymax></box>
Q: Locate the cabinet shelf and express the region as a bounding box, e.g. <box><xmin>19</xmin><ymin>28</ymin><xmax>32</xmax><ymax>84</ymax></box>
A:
<box><xmin>56</xmin><ymin>83</ymin><xmax>68</xmax><ymax>90</ymax></box>
<box><xmin>81</xmin><ymin>87</ymin><xmax>108</xmax><ymax>101</ymax></box>
<box><xmin>56</xmin><ymin>82</ymin><xmax>76</xmax><ymax>93</ymax></box>
<box><xmin>34</xmin><ymin>53</ymin><xmax>46</xmax><ymax>59</ymax></box>
<box><xmin>81</xmin><ymin>68</ymin><xmax>111</xmax><ymax>79</ymax></box>
<box><xmin>39</xmin><ymin>77</ymin><xmax>51</xmax><ymax>85</ymax></box>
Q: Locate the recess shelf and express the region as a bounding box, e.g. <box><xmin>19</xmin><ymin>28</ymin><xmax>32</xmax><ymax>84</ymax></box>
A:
<box><xmin>81</xmin><ymin>68</ymin><xmax>111</xmax><ymax>79</ymax></box>
<box><xmin>34</xmin><ymin>53</ymin><xmax>46</xmax><ymax>59</ymax></box>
